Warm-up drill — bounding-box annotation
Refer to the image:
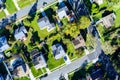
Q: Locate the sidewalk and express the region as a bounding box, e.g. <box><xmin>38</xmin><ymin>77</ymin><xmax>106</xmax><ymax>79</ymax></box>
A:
<box><xmin>13</xmin><ymin>0</ymin><xmax>20</xmax><ymax>10</ymax></box>
<box><xmin>3</xmin><ymin>9</ymin><xmax>9</xmax><ymax>16</ymax></box>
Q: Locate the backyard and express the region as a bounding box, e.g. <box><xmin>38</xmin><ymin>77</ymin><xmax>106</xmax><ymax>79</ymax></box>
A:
<box><xmin>17</xmin><ymin>0</ymin><xmax>36</xmax><ymax>8</ymax></box>
<box><xmin>6</xmin><ymin>0</ymin><xmax>17</xmax><ymax>14</ymax></box>
<box><xmin>0</xmin><ymin>10</ymin><xmax>6</xmax><ymax>19</ymax></box>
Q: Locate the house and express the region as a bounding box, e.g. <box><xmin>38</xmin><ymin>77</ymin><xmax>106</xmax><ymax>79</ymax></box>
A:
<box><xmin>37</xmin><ymin>16</ymin><xmax>55</xmax><ymax>32</ymax></box>
<box><xmin>0</xmin><ymin>36</ymin><xmax>10</xmax><ymax>52</ymax></box>
<box><xmin>14</xmin><ymin>26</ymin><xmax>27</xmax><ymax>40</ymax></box>
<box><xmin>56</xmin><ymin>5</ymin><xmax>76</xmax><ymax>22</ymax></box>
<box><xmin>57</xmin><ymin>6</ymin><xmax>69</xmax><ymax>20</ymax></box>
<box><xmin>72</xmin><ymin>35</ymin><xmax>86</xmax><ymax>49</ymax></box>
<box><xmin>30</xmin><ymin>49</ymin><xmax>47</xmax><ymax>69</ymax></box>
<box><xmin>102</xmin><ymin>13</ymin><xmax>116</xmax><ymax>28</ymax></box>
<box><xmin>90</xmin><ymin>0</ymin><xmax>103</xmax><ymax>5</ymax></box>
<box><xmin>8</xmin><ymin>57</ymin><xmax>29</xmax><ymax>78</ymax></box>
<box><xmin>0</xmin><ymin>53</ymin><xmax>4</xmax><ymax>62</ymax></box>
<box><xmin>51</xmin><ymin>43</ymin><xmax>66</xmax><ymax>60</ymax></box>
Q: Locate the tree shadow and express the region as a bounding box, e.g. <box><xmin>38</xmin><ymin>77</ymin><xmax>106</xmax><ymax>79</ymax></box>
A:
<box><xmin>80</xmin><ymin>28</ymin><xmax>88</xmax><ymax>41</ymax></box>
<box><xmin>99</xmin><ymin>7</ymin><xmax>107</xmax><ymax>12</ymax></box>
<box><xmin>102</xmin><ymin>10</ymin><xmax>113</xmax><ymax>17</ymax></box>
<box><xmin>28</xmin><ymin>0</ymin><xmax>38</xmax><ymax>22</ymax></box>
<box><xmin>44</xmin><ymin>8</ymin><xmax>56</xmax><ymax>23</ymax></box>
<box><xmin>31</xmin><ymin>31</ymin><xmax>40</xmax><ymax>44</ymax></box>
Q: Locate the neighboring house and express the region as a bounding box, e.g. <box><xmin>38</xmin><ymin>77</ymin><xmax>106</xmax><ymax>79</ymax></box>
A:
<box><xmin>8</xmin><ymin>57</ymin><xmax>29</xmax><ymax>78</ymax></box>
<box><xmin>37</xmin><ymin>16</ymin><xmax>55</xmax><ymax>32</ymax></box>
<box><xmin>90</xmin><ymin>0</ymin><xmax>103</xmax><ymax>5</ymax></box>
<box><xmin>102</xmin><ymin>13</ymin><xmax>116</xmax><ymax>28</ymax></box>
<box><xmin>31</xmin><ymin>51</ymin><xmax>47</xmax><ymax>69</ymax></box>
<box><xmin>86</xmin><ymin>69</ymin><xmax>103</xmax><ymax>80</ymax></box>
<box><xmin>0</xmin><ymin>52</ymin><xmax>4</xmax><ymax>62</ymax></box>
<box><xmin>72</xmin><ymin>35</ymin><xmax>86</xmax><ymax>49</ymax></box>
<box><xmin>57</xmin><ymin>5</ymin><xmax>76</xmax><ymax>22</ymax></box>
<box><xmin>0</xmin><ymin>36</ymin><xmax>10</xmax><ymax>52</ymax></box>
<box><xmin>51</xmin><ymin>43</ymin><xmax>66</xmax><ymax>60</ymax></box>
<box><xmin>14</xmin><ymin>26</ymin><xmax>27</xmax><ymax>40</ymax></box>
<box><xmin>57</xmin><ymin>6</ymin><xmax>69</xmax><ymax>20</ymax></box>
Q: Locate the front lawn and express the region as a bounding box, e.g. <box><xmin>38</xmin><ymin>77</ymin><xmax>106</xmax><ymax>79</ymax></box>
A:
<box><xmin>114</xmin><ymin>9</ymin><xmax>120</xmax><ymax>27</ymax></box>
<box><xmin>14</xmin><ymin>77</ymin><xmax>30</xmax><ymax>80</ymax></box>
<box><xmin>31</xmin><ymin>66</ymin><xmax>44</xmax><ymax>77</ymax></box>
<box><xmin>17</xmin><ymin>0</ymin><xmax>36</xmax><ymax>8</ymax></box>
<box><xmin>0</xmin><ymin>10</ymin><xmax>6</xmax><ymax>19</ymax></box>
<box><xmin>6</xmin><ymin>0</ymin><xmax>17</xmax><ymax>14</ymax></box>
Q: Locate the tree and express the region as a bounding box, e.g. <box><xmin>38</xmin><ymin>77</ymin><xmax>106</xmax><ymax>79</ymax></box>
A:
<box><xmin>78</xmin><ymin>16</ymin><xmax>90</xmax><ymax>29</ymax></box>
<box><xmin>91</xmin><ymin>3</ymin><xmax>99</xmax><ymax>15</ymax></box>
<box><xmin>106</xmin><ymin>0</ymin><xmax>120</xmax><ymax>4</ymax></box>
<box><xmin>62</xmin><ymin>23</ymin><xmax>80</xmax><ymax>38</ymax></box>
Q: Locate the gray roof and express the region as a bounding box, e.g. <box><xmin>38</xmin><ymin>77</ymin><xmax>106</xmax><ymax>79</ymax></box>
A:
<box><xmin>32</xmin><ymin>52</ymin><xmax>47</xmax><ymax>69</ymax></box>
<box><xmin>37</xmin><ymin>16</ymin><xmax>55</xmax><ymax>31</ymax></box>
<box><xmin>51</xmin><ymin>44</ymin><xmax>65</xmax><ymax>59</ymax></box>
<box><xmin>57</xmin><ymin>6</ymin><xmax>69</xmax><ymax>19</ymax></box>
<box><xmin>14</xmin><ymin>26</ymin><xmax>27</xmax><ymax>40</ymax></box>
<box><xmin>102</xmin><ymin>13</ymin><xmax>116</xmax><ymax>28</ymax></box>
<box><xmin>37</xmin><ymin>16</ymin><xmax>50</xmax><ymax>29</ymax></box>
<box><xmin>0</xmin><ymin>36</ymin><xmax>9</xmax><ymax>52</ymax></box>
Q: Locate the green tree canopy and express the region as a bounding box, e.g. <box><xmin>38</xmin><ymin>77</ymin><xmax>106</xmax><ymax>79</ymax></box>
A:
<box><xmin>78</xmin><ymin>16</ymin><xmax>90</xmax><ymax>29</ymax></box>
<box><xmin>91</xmin><ymin>3</ymin><xmax>99</xmax><ymax>15</ymax></box>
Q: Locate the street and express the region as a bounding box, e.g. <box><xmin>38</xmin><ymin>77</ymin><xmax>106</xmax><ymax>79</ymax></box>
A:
<box><xmin>0</xmin><ymin>0</ymin><xmax>57</xmax><ymax>28</ymax></box>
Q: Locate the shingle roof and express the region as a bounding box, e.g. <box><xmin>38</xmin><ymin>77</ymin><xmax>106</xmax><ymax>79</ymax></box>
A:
<box><xmin>72</xmin><ymin>35</ymin><xmax>85</xmax><ymax>49</ymax></box>
<box><xmin>57</xmin><ymin>6</ymin><xmax>69</xmax><ymax>19</ymax></box>
<box><xmin>51</xmin><ymin>44</ymin><xmax>65</xmax><ymax>59</ymax></box>
<box><xmin>14</xmin><ymin>26</ymin><xmax>27</xmax><ymax>40</ymax></box>
<box><xmin>0</xmin><ymin>36</ymin><xmax>9</xmax><ymax>52</ymax></box>
<box><xmin>37</xmin><ymin>16</ymin><xmax>50</xmax><ymax>29</ymax></box>
<box><xmin>32</xmin><ymin>52</ymin><xmax>47</xmax><ymax>69</ymax></box>
<box><xmin>102</xmin><ymin>13</ymin><xmax>116</xmax><ymax>28</ymax></box>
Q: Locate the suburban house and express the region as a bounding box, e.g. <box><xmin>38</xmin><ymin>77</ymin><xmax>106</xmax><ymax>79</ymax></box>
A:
<box><xmin>57</xmin><ymin>5</ymin><xmax>76</xmax><ymax>22</ymax></box>
<box><xmin>102</xmin><ymin>13</ymin><xmax>116</xmax><ymax>28</ymax></box>
<box><xmin>90</xmin><ymin>0</ymin><xmax>103</xmax><ymax>5</ymax></box>
<box><xmin>8</xmin><ymin>57</ymin><xmax>29</xmax><ymax>78</ymax></box>
<box><xmin>86</xmin><ymin>69</ymin><xmax>103</xmax><ymax>80</ymax></box>
<box><xmin>30</xmin><ymin>49</ymin><xmax>47</xmax><ymax>69</ymax></box>
<box><xmin>51</xmin><ymin>43</ymin><xmax>66</xmax><ymax>60</ymax></box>
<box><xmin>37</xmin><ymin>16</ymin><xmax>55</xmax><ymax>32</ymax></box>
<box><xmin>0</xmin><ymin>52</ymin><xmax>4</xmax><ymax>62</ymax></box>
<box><xmin>0</xmin><ymin>36</ymin><xmax>10</xmax><ymax>52</ymax></box>
<box><xmin>14</xmin><ymin>26</ymin><xmax>27</xmax><ymax>40</ymax></box>
<box><xmin>72</xmin><ymin>35</ymin><xmax>86</xmax><ymax>49</ymax></box>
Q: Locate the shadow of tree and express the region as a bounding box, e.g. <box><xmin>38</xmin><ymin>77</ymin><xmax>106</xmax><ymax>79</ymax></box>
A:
<box><xmin>28</xmin><ymin>0</ymin><xmax>38</xmax><ymax>22</ymax></box>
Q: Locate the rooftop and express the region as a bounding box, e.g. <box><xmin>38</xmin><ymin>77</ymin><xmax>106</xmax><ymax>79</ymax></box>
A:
<box><xmin>32</xmin><ymin>53</ymin><xmax>47</xmax><ymax>69</ymax></box>
<box><xmin>72</xmin><ymin>35</ymin><xmax>85</xmax><ymax>49</ymax></box>
<box><xmin>37</xmin><ymin>16</ymin><xmax>55</xmax><ymax>31</ymax></box>
<box><xmin>0</xmin><ymin>36</ymin><xmax>9</xmax><ymax>52</ymax></box>
<box><xmin>102</xmin><ymin>13</ymin><xmax>116</xmax><ymax>28</ymax></box>
<box><xmin>14</xmin><ymin>26</ymin><xmax>27</xmax><ymax>40</ymax></box>
<box><xmin>57</xmin><ymin>6</ymin><xmax>69</xmax><ymax>19</ymax></box>
<box><xmin>51</xmin><ymin>43</ymin><xmax>65</xmax><ymax>59</ymax></box>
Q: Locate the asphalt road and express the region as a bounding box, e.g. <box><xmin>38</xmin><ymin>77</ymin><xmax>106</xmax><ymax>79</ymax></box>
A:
<box><xmin>0</xmin><ymin>0</ymin><xmax>56</xmax><ymax>27</ymax></box>
<box><xmin>41</xmin><ymin>53</ymin><xmax>96</xmax><ymax>80</ymax></box>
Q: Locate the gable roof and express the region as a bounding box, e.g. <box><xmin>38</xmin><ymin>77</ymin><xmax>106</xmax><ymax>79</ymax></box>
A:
<box><xmin>37</xmin><ymin>16</ymin><xmax>55</xmax><ymax>31</ymax></box>
<box><xmin>0</xmin><ymin>36</ymin><xmax>9</xmax><ymax>52</ymax></box>
<box><xmin>57</xmin><ymin>6</ymin><xmax>69</xmax><ymax>19</ymax></box>
<box><xmin>102</xmin><ymin>13</ymin><xmax>116</xmax><ymax>28</ymax></box>
<box><xmin>14</xmin><ymin>26</ymin><xmax>27</xmax><ymax>40</ymax></box>
<box><xmin>37</xmin><ymin>16</ymin><xmax>50</xmax><ymax>29</ymax></box>
<box><xmin>72</xmin><ymin>35</ymin><xmax>85</xmax><ymax>49</ymax></box>
<box><xmin>32</xmin><ymin>52</ymin><xmax>47</xmax><ymax>69</ymax></box>
<box><xmin>51</xmin><ymin>44</ymin><xmax>65</xmax><ymax>59</ymax></box>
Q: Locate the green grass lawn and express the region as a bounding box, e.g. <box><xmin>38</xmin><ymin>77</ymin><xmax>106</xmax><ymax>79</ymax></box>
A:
<box><xmin>17</xmin><ymin>0</ymin><xmax>36</xmax><ymax>8</ymax></box>
<box><xmin>6</xmin><ymin>0</ymin><xmax>17</xmax><ymax>14</ymax></box>
<box><xmin>0</xmin><ymin>10</ymin><xmax>6</xmax><ymax>19</ymax></box>
<box><xmin>14</xmin><ymin>77</ymin><xmax>30</xmax><ymax>80</ymax></box>
<box><xmin>31</xmin><ymin>66</ymin><xmax>44</xmax><ymax>77</ymax></box>
<box><xmin>114</xmin><ymin>9</ymin><xmax>120</xmax><ymax>27</ymax></box>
